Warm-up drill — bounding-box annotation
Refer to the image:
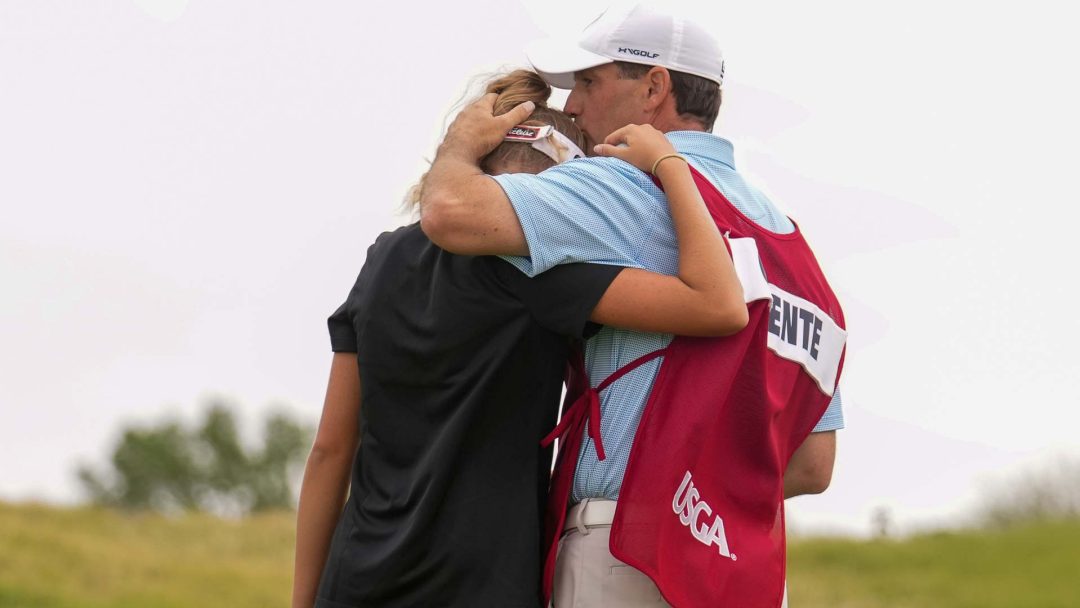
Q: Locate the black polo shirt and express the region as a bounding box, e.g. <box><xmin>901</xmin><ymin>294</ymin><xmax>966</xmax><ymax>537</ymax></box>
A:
<box><xmin>316</xmin><ymin>224</ymin><xmax>621</xmax><ymax>608</ymax></box>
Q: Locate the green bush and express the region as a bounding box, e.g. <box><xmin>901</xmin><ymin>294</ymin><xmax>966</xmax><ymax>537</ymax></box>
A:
<box><xmin>77</xmin><ymin>400</ymin><xmax>313</xmax><ymax>516</ymax></box>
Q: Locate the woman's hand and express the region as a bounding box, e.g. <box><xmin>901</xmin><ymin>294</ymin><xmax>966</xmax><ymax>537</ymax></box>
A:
<box><xmin>592</xmin><ymin>124</ymin><xmax>678</xmax><ymax>173</ymax></box>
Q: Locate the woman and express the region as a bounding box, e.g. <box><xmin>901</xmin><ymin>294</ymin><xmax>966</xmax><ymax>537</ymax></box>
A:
<box><xmin>292</xmin><ymin>70</ymin><xmax>747</xmax><ymax>608</ymax></box>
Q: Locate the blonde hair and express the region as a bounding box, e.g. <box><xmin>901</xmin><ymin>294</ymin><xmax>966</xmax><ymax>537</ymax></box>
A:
<box><xmin>406</xmin><ymin>70</ymin><xmax>586</xmax><ymax>208</ymax></box>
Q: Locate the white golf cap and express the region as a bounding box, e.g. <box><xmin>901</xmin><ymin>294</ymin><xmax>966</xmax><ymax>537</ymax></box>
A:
<box><xmin>525</xmin><ymin>2</ymin><xmax>725</xmax><ymax>90</ymax></box>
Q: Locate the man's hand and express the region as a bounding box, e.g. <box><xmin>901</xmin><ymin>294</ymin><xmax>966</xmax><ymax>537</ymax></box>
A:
<box><xmin>438</xmin><ymin>93</ymin><xmax>536</xmax><ymax>162</ymax></box>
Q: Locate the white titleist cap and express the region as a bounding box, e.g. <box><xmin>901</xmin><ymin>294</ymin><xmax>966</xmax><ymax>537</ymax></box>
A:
<box><xmin>525</xmin><ymin>2</ymin><xmax>725</xmax><ymax>90</ymax></box>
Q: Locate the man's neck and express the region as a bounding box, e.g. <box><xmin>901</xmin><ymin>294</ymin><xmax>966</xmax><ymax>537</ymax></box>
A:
<box><xmin>663</xmin><ymin>122</ymin><xmax>707</xmax><ymax>134</ymax></box>
<box><xmin>650</xmin><ymin>110</ymin><xmax>706</xmax><ymax>134</ymax></box>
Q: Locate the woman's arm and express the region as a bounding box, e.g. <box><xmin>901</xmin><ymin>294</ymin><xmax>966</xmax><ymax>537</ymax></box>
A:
<box><xmin>292</xmin><ymin>352</ymin><xmax>362</xmax><ymax>608</ymax></box>
<box><xmin>589</xmin><ymin>125</ymin><xmax>749</xmax><ymax>337</ymax></box>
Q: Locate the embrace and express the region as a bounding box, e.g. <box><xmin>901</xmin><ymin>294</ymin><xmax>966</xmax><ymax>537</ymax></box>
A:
<box><xmin>293</xmin><ymin>4</ymin><xmax>846</xmax><ymax>607</ymax></box>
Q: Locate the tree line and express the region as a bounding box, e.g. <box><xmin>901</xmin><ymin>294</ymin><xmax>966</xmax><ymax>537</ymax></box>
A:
<box><xmin>78</xmin><ymin>399</ymin><xmax>313</xmax><ymax>517</ymax></box>
<box><xmin>76</xmin><ymin>398</ymin><xmax>1079</xmax><ymax>528</ymax></box>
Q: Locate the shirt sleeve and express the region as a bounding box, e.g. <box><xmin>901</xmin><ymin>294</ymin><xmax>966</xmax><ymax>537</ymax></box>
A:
<box><xmin>326</xmin><ymin>231</ymin><xmax>397</xmax><ymax>354</ymax></box>
<box><xmin>491</xmin><ymin>158</ymin><xmax>676</xmax><ymax>277</ymax></box>
<box><xmin>811</xmin><ymin>389</ymin><xmax>845</xmax><ymax>432</ymax></box>
<box><xmin>499</xmin><ymin>260</ymin><xmax>624</xmax><ymax>338</ymax></box>
<box><xmin>327</xmin><ymin>297</ymin><xmax>358</xmax><ymax>353</ymax></box>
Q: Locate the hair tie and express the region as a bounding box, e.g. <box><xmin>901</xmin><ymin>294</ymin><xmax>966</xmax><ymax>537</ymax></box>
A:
<box><xmin>651</xmin><ymin>153</ymin><xmax>687</xmax><ymax>175</ymax></box>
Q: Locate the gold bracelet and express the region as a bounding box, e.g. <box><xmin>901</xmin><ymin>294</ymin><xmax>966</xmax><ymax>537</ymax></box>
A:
<box><xmin>650</xmin><ymin>153</ymin><xmax>687</xmax><ymax>175</ymax></box>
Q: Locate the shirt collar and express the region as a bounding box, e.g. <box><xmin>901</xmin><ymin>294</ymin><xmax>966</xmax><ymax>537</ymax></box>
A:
<box><xmin>666</xmin><ymin>131</ymin><xmax>736</xmax><ymax>171</ymax></box>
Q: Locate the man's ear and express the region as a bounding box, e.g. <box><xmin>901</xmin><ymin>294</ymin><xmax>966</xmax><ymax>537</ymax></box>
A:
<box><xmin>643</xmin><ymin>66</ymin><xmax>672</xmax><ymax>111</ymax></box>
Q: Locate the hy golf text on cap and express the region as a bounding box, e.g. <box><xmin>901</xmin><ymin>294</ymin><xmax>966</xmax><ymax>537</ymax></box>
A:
<box><xmin>525</xmin><ymin>2</ymin><xmax>725</xmax><ymax>90</ymax></box>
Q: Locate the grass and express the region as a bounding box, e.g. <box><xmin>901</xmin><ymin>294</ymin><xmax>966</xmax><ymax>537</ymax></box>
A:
<box><xmin>787</xmin><ymin>520</ymin><xmax>1080</xmax><ymax>607</ymax></box>
<box><xmin>1</xmin><ymin>501</ymin><xmax>1077</xmax><ymax>607</ymax></box>
<box><xmin>0</xmin><ymin>502</ymin><xmax>294</xmax><ymax>608</ymax></box>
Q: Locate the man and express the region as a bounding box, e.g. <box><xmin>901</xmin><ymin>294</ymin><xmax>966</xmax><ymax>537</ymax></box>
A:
<box><xmin>421</xmin><ymin>3</ymin><xmax>843</xmax><ymax>606</ymax></box>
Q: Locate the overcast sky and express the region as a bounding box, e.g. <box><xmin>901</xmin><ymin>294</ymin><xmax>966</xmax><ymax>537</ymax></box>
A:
<box><xmin>2</xmin><ymin>0</ymin><xmax>1077</xmax><ymax>536</ymax></box>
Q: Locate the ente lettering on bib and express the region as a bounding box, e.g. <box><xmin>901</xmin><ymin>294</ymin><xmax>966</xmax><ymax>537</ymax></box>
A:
<box><xmin>728</xmin><ymin>236</ymin><xmax>846</xmax><ymax>395</ymax></box>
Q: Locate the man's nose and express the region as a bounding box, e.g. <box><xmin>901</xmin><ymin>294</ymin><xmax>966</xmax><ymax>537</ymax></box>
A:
<box><xmin>564</xmin><ymin>88</ymin><xmax>583</xmax><ymax>118</ymax></box>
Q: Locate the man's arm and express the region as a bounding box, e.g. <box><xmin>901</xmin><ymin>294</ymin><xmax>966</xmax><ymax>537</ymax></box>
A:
<box><xmin>783</xmin><ymin>430</ymin><xmax>835</xmax><ymax>498</ymax></box>
<box><xmin>420</xmin><ymin>94</ymin><xmax>535</xmax><ymax>256</ymax></box>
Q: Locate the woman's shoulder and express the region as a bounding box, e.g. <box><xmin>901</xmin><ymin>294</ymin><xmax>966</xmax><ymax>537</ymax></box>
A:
<box><xmin>364</xmin><ymin>222</ymin><xmax>425</xmax><ymax>256</ymax></box>
<box><xmin>375</xmin><ymin>221</ymin><xmax>422</xmax><ymax>242</ymax></box>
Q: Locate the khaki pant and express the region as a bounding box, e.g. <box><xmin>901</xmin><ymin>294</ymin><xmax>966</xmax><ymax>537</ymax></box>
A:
<box><xmin>552</xmin><ymin>500</ymin><xmax>788</xmax><ymax>608</ymax></box>
<box><xmin>553</xmin><ymin>522</ymin><xmax>670</xmax><ymax>607</ymax></box>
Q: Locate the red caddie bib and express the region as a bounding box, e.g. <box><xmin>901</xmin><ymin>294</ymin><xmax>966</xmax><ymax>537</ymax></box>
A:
<box><xmin>542</xmin><ymin>165</ymin><xmax>847</xmax><ymax>608</ymax></box>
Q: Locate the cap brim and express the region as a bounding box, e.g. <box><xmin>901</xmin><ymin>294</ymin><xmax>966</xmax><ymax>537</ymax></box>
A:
<box><xmin>525</xmin><ymin>38</ymin><xmax>613</xmax><ymax>90</ymax></box>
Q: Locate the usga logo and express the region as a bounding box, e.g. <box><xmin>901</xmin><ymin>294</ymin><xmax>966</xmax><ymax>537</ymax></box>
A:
<box><xmin>672</xmin><ymin>471</ymin><xmax>735</xmax><ymax>559</ymax></box>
